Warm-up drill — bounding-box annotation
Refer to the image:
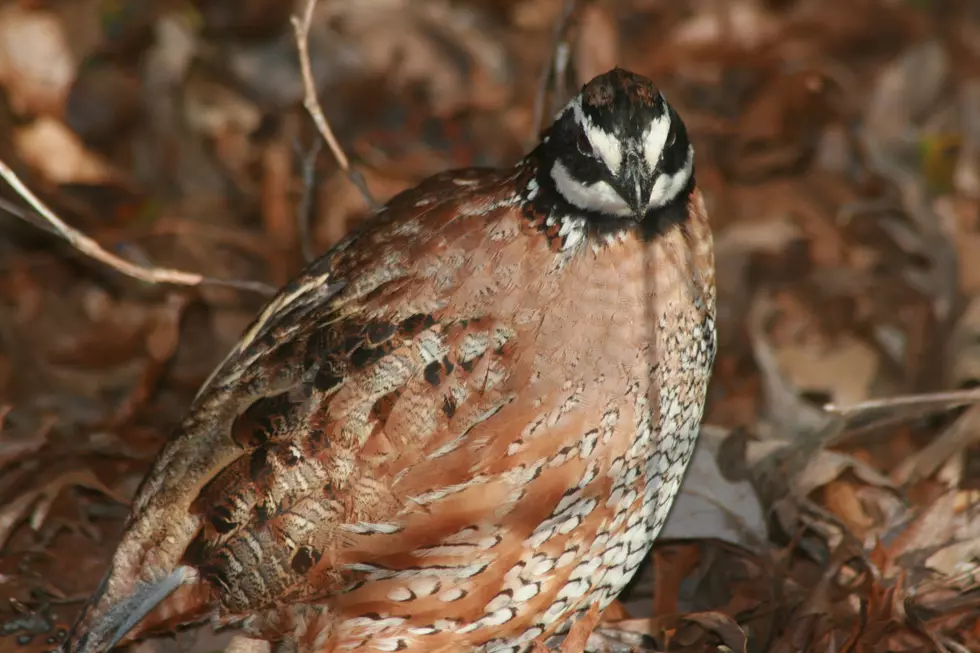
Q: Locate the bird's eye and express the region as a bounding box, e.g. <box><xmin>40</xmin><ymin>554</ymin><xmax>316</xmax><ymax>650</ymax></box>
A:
<box><xmin>575</xmin><ymin>130</ymin><xmax>593</xmax><ymax>157</ymax></box>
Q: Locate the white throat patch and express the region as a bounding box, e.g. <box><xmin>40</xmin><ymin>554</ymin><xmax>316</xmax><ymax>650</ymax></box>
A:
<box><xmin>649</xmin><ymin>144</ymin><xmax>694</xmax><ymax>209</ymax></box>
<box><xmin>550</xmin><ymin>161</ymin><xmax>632</xmax><ymax>217</ymax></box>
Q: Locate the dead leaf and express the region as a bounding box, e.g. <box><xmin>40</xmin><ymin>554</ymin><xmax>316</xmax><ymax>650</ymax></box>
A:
<box><xmin>663</xmin><ymin>426</ymin><xmax>769</xmax><ymax>552</ymax></box>
<box><xmin>558</xmin><ymin>603</ymin><xmax>601</xmax><ymax>653</ymax></box>
<box><xmin>681</xmin><ymin>612</ymin><xmax>748</xmax><ymax>653</ymax></box>
<box><xmin>892</xmin><ymin>403</ymin><xmax>980</xmax><ymax>486</ymax></box>
<box><xmin>14</xmin><ymin>117</ymin><xmax>116</xmax><ymax>185</ymax></box>
<box><xmin>0</xmin><ymin>468</ymin><xmax>127</xmax><ymax>548</ymax></box>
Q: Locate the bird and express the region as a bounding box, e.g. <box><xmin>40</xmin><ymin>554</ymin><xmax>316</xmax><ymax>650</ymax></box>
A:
<box><xmin>66</xmin><ymin>67</ymin><xmax>717</xmax><ymax>653</ymax></box>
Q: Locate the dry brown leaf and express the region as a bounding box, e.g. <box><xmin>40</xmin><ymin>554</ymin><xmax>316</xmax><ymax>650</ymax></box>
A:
<box><xmin>13</xmin><ymin>118</ymin><xmax>116</xmax><ymax>185</ymax></box>
<box><xmin>925</xmin><ymin>538</ymin><xmax>980</xmax><ymax>580</ymax></box>
<box><xmin>681</xmin><ymin>612</ymin><xmax>748</xmax><ymax>653</ymax></box>
<box><xmin>558</xmin><ymin>603</ymin><xmax>601</xmax><ymax>653</ymax></box>
<box><xmin>822</xmin><ymin>479</ymin><xmax>876</xmax><ymax>536</ymax></box>
<box><xmin>795</xmin><ymin>449</ymin><xmax>895</xmax><ymax>498</ymax></box>
<box><xmin>0</xmin><ymin>468</ymin><xmax>127</xmax><ymax>548</ymax></box>
<box><xmin>775</xmin><ymin>333</ymin><xmax>879</xmax><ymax>408</ymax></box>
<box><xmin>651</xmin><ymin>544</ymin><xmax>701</xmax><ymax>618</ymax></box>
<box><xmin>663</xmin><ymin>426</ymin><xmax>768</xmax><ymax>551</ymax></box>
<box><xmin>599</xmin><ymin>599</ymin><xmax>631</xmax><ymax>622</ymax></box>
<box><xmin>892</xmin><ymin>403</ymin><xmax>980</xmax><ymax>486</ymax></box>
<box><xmin>881</xmin><ymin>491</ymin><xmax>958</xmax><ymax>579</ymax></box>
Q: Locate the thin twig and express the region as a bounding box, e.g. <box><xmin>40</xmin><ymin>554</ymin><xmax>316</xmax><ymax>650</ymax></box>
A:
<box><xmin>291</xmin><ymin>0</ymin><xmax>376</xmax><ymax>210</ymax></box>
<box><xmin>0</xmin><ymin>160</ymin><xmax>276</xmax><ymax>296</ymax></box>
<box><xmin>296</xmin><ymin>137</ymin><xmax>323</xmax><ymax>263</ymax></box>
<box><xmin>825</xmin><ymin>387</ymin><xmax>980</xmax><ymax>417</ymax></box>
<box><xmin>529</xmin><ymin>0</ymin><xmax>578</xmax><ymax>147</ymax></box>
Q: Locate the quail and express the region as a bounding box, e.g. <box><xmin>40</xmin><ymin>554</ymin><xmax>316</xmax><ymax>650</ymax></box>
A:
<box><xmin>67</xmin><ymin>67</ymin><xmax>716</xmax><ymax>653</ymax></box>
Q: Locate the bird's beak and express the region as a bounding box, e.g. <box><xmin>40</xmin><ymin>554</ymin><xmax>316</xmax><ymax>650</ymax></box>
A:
<box><xmin>620</xmin><ymin>152</ymin><xmax>651</xmax><ymax>222</ymax></box>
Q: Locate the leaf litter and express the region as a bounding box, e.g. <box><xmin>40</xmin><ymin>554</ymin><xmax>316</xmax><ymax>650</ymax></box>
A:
<box><xmin>3</xmin><ymin>0</ymin><xmax>980</xmax><ymax>652</ymax></box>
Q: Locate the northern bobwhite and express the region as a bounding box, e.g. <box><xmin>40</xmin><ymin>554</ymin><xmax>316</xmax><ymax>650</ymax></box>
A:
<box><xmin>67</xmin><ymin>67</ymin><xmax>716</xmax><ymax>653</ymax></box>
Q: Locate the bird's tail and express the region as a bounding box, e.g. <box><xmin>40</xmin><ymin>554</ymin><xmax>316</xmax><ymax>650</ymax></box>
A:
<box><xmin>66</xmin><ymin>565</ymin><xmax>210</xmax><ymax>653</ymax></box>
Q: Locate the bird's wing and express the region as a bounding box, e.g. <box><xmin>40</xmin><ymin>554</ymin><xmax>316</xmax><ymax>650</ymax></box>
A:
<box><xmin>67</xmin><ymin>166</ymin><xmax>608</xmax><ymax>652</ymax></box>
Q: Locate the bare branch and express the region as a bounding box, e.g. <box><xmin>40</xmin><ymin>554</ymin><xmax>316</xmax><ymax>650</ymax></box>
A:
<box><xmin>529</xmin><ymin>0</ymin><xmax>578</xmax><ymax>148</ymax></box>
<box><xmin>824</xmin><ymin>387</ymin><xmax>980</xmax><ymax>417</ymax></box>
<box><xmin>0</xmin><ymin>160</ymin><xmax>276</xmax><ymax>296</ymax></box>
<box><xmin>291</xmin><ymin>0</ymin><xmax>376</xmax><ymax>211</ymax></box>
<box><xmin>296</xmin><ymin>137</ymin><xmax>323</xmax><ymax>264</ymax></box>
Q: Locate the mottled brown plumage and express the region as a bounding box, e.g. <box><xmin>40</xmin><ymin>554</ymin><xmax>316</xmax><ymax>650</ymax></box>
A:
<box><xmin>67</xmin><ymin>68</ymin><xmax>716</xmax><ymax>653</ymax></box>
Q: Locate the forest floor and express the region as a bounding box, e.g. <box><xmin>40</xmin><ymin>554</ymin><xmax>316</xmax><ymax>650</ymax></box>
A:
<box><xmin>2</xmin><ymin>1</ymin><xmax>980</xmax><ymax>652</ymax></box>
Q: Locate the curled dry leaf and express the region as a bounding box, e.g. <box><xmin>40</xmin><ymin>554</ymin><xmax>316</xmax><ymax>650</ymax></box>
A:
<box><xmin>0</xmin><ymin>468</ymin><xmax>127</xmax><ymax>549</ymax></box>
<box><xmin>881</xmin><ymin>491</ymin><xmax>958</xmax><ymax>580</ymax></box>
<box><xmin>748</xmin><ymin>294</ymin><xmax>834</xmax><ymax>440</ymax></box>
<box><xmin>796</xmin><ymin>449</ymin><xmax>896</xmax><ymax>498</ymax></box>
<box><xmin>13</xmin><ymin>118</ymin><xmax>116</xmax><ymax>186</ymax></box>
<box><xmin>775</xmin><ymin>333</ymin><xmax>879</xmax><ymax>408</ymax></box>
<box><xmin>680</xmin><ymin>612</ymin><xmax>748</xmax><ymax>653</ymax></box>
<box><xmin>741</xmin><ymin>294</ymin><xmax>906</xmax><ymax>545</ymax></box>
<box><xmin>662</xmin><ymin>426</ymin><xmax>769</xmax><ymax>552</ymax></box>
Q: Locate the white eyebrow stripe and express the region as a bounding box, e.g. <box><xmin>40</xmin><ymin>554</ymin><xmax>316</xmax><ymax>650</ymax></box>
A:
<box><xmin>587</xmin><ymin>126</ymin><xmax>623</xmax><ymax>175</ymax></box>
<box><xmin>558</xmin><ymin>94</ymin><xmax>580</xmax><ymax>120</ymax></box>
<box><xmin>571</xmin><ymin>97</ymin><xmax>623</xmax><ymax>175</ymax></box>
<box><xmin>551</xmin><ymin>161</ymin><xmax>632</xmax><ymax>217</ymax></box>
<box><xmin>642</xmin><ymin>113</ymin><xmax>672</xmax><ymax>171</ymax></box>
